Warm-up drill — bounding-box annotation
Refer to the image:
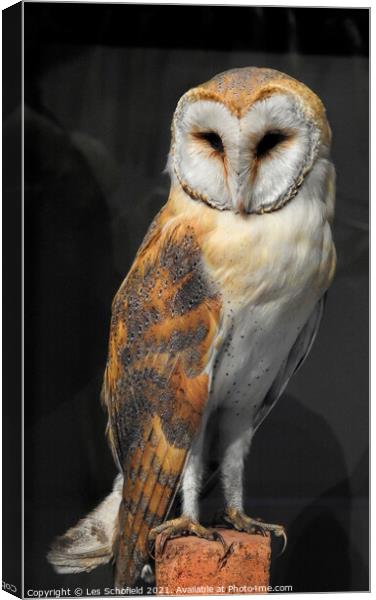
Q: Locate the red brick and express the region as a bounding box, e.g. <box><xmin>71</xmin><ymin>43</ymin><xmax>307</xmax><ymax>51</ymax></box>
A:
<box><xmin>155</xmin><ymin>529</ymin><xmax>271</xmax><ymax>595</ymax></box>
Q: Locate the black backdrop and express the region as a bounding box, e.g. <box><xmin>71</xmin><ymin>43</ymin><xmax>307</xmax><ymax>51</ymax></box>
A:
<box><xmin>21</xmin><ymin>3</ymin><xmax>369</xmax><ymax>594</ymax></box>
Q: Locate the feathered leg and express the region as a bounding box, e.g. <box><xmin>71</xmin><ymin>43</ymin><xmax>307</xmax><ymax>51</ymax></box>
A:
<box><xmin>219</xmin><ymin>411</ymin><xmax>287</xmax><ymax>552</ymax></box>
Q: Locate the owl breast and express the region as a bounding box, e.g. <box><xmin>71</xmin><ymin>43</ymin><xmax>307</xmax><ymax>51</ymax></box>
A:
<box><xmin>201</xmin><ymin>176</ymin><xmax>336</xmax><ymax>424</ymax></box>
<box><xmin>210</xmin><ymin>295</ymin><xmax>314</xmax><ymax>420</ymax></box>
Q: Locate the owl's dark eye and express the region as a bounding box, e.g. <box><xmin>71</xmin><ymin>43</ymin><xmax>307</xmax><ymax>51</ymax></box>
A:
<box><xmin>197</xmin><ymin>131</ymin><xmax>224</xmax><ymax>154</ymax></box>
<box><xmin>256</xmin><ymin>131</ymin><xmax>287</xmax><ymax>158</ymax></box>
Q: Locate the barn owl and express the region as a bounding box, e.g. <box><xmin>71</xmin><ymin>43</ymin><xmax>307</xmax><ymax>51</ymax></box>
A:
<box><xmin>48</xmin><ymin>67</ymin><xmax>336</xmax><ymax>587</ymax></box>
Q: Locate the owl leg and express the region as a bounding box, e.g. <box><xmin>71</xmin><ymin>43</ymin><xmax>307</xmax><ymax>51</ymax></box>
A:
<box><xmin>220</xmin><ymin>424</ymin><xmax>253</xmax><ymax>514</ymax></box>
<box><xmin>181</xmin><ymin>425</ymin><xmax>206</xmax><ymax>520</ymax></box>
<box><xmin>219</xmin><ymin>417</ymin><xmax>287</xmax><ymax>552</ymax></box>
<box><xmin>149</xmin><ymin>427</ymin><xmax>226</xmax><ymax>554</ymax></box>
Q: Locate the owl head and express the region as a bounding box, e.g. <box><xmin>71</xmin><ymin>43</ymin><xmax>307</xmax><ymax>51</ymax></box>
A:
<box><xmin>168</xmin><ymin>67</ymin><xmax>332</xmax><ymax>215</ymax></box>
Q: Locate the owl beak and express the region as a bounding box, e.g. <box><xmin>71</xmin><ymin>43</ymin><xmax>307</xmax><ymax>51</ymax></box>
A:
<box><xmin>236</xmin><ymin>198</ymin><xmax>248</xmax><ymax>215</ymax></box>
<box><xmin>233</xmin><ymin>172</ymin><xmax>253</xmax><ymax>215</ymax></box>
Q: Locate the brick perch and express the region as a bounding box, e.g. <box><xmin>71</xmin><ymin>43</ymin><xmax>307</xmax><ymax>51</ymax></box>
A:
<box><xmin>155</xmin><ymin>529</ymin><xmax>271</xmax><ymax>595</ymax></box>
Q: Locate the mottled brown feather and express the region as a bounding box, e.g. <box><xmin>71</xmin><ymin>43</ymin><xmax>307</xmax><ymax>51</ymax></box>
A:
<box><xmin>101</xmin><ymin>207</ymin><xmax>222</xmax><ymax>586</ymax></box>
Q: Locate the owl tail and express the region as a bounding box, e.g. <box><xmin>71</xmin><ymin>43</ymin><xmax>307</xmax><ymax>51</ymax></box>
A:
<box><xmin>47</xmin><ymin>475</ymin><xmax>123</xmax><ymax>574</ymax></box>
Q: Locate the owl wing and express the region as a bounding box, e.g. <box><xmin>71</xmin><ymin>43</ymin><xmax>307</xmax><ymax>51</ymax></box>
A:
<box><xmin>253</xmin><ymin>296</ymin><xmax>326</xmax><ymax>432</ymax></box>
<box><xmin>101</xmin><ymin>212</ymin><xmax>222</xmax><ymax>586</ymax></box>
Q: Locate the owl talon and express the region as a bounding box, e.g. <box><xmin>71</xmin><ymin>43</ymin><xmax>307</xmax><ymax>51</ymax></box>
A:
<box><xmin>158</xmin><ymin>532</ymin><xmax>170</xmax><ymax>557</ymax></box>
<box><xmin>147</xmin><ymin>538</ymin><xmax>157</xmax><ymax>562</ymax></box>
<box><xmin>224</xmin><ymin>507</ymin><xmax>287</xmax><ymax>554</ymax></box>
<box><xmin>148</xmin><ymin>515</ymin><xmax>226</xmax><ymax>557</ymax></box>
<box><xmin>211</xmin><ymin>530</ymin><xmax>229</xmax><ymax>556</ymax></box>
<box><xmin>275</xmin><ymin>527</ymin><xmax>288</xmax><ymax>556</ymax></box>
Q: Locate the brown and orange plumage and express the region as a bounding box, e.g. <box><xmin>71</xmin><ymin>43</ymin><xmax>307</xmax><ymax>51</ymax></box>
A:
<box><xmin>102</xmin><ymin>211</ymin><xmax>222</xmax><ymax>584</ymax></box>
<box><xmin>48</xmin><ymin>67</ymin><xmax>336</xmax><ymax>587</ymax></box>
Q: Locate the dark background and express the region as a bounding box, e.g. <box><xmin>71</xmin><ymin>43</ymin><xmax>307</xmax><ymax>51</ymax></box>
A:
<box><xmin>3</xmin><ymin>3</ymin><xmax>22</xmax><ymax>595</ymax></box>
<box><xmin>20</xmin><ymin>3</ymin><xmax>369</xmax><ymax>594</ymax></box>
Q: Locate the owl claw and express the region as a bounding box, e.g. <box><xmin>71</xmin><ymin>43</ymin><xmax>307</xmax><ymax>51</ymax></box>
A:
<box><xmin>224</xmin><ymin>507</ymin><xmax>287</xmax><ymax>555</ymax></box>
<box><xmin>157</xmin><ymin>532</ymin><xmax>170</xmax><ymax>557</ymax></box>
<box><xmin>148</xmin><ymin>515</ymin><xmax>227</xmax><ymax>558</ymax></box>
<box><xmin>276</xmin><ymin>527</ymin><xmax>288</xmax><ymax>556</ymax></box>
<box><xmin>211</xmin><ymin>530</ymin><xmax>229</xmax><ymax>556</ymax></box>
